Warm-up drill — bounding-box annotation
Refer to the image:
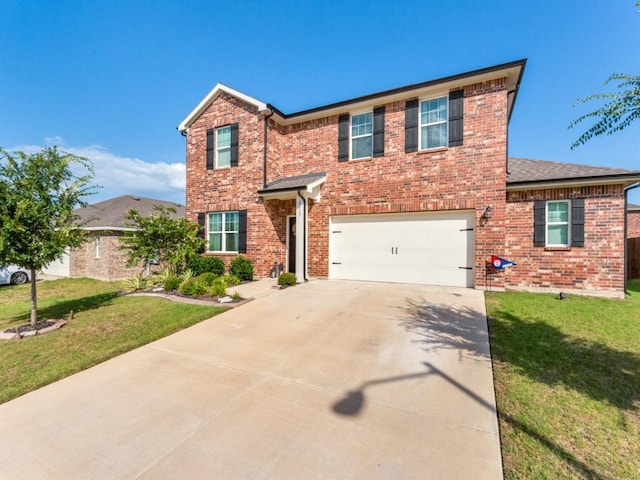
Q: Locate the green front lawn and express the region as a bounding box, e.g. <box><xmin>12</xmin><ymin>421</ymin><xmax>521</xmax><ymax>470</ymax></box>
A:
<box><xmin>487</xmin><ymin>280</ymin><xmax>640</xmax><ymax>479</ymax></box>
<box><xmin>0</xmin><ymin>277</ymin><xmax>225</xmax><ymax>404</ymax></box>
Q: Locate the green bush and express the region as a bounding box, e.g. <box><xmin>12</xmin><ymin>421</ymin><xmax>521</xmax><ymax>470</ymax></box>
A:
<box><xmin>196</xmin><ymin>272</ymin><xmax>219</xmax><ymax>286</ymax></box>
<box><xmin>210</xmin><ymin>277</ymin><xmax>227</xmax><ymax>297</ymax></box>
<box><xmin>187</xmin><ymin>255</ymin><xmax>225</xmax><ymax>276</ymax></box>
<box><xmin>164</xmin><ymin>276</ymin><xmax>181</xmax><ymax>291</ymax></box>
<box><xmin>179</xmin><ymin>278</ymin><xmax>208</xmax><ymax>296</ymax></box>
<box><xmin>122</xmin><ymin>273</ymin><xmax>148</xmax><ymax>292</ymax></box>
<box><xmin>222</xmin><ymin>274</ymin><xmax>241</xmax><ymax>287</ymax></box>
<box><xmin>229</xmin><ymin>256</ymin><xmax>253</xmax><ymax>281</ymax></box>
<box><xmin>277</xmin><ymin>272</ymin><xmax>297</xmax><ymax>286</ymax></box>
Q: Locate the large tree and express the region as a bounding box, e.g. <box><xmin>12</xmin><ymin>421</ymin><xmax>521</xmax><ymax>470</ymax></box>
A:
<box><xmin>569</xmin><ymin>2</ymin><xmax>640</xmax><ymax>148</ymax></box>
<box><xmin>119</xmin><ymin>206</ymin><xmax>204</xmax><ymax>274</ymax></box>
<box><xmin>0</xmin><ymin>146</ymin><xmax>96</xmax><ymax>325</ymax></box>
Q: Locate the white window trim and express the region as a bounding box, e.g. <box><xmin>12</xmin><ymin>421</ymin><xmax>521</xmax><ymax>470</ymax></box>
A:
<box><xmin>215</xmin><ymin>125</ymin><xmax>231</xmax><ymax>169</ymax></box>
<box><xmin>207</xmin><ymin>211</ymin><xmax>239</xmax><ymax>253</ymax></box>
<box><xmin>350</xmin><ymin>111</ymin><xmax>373</xmax><ymax>160</ymax></box>
<box><xmin>546</xmin><ymin>200</ymin><xmax>571</xmax><ymax>247</ymax></box>
<box><xmin>419</xmin><ymin>95</ymin><xmax>448</xmax><ymax>151</ymax></box>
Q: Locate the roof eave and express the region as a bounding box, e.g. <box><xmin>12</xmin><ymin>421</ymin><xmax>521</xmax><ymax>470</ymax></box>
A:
<box><xmin>507</xmin><ymin>174</ymin><xmax>640</xmax><ymax>191</ymax></box>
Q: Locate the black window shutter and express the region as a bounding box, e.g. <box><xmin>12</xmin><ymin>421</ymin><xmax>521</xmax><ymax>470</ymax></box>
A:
<box><xmin>571</xmin><ymin>199</ymin><xmax>585</xmax><ymax>247</ymax></box>
<box><xmin>448</xmin><ymin>90</ymin><xmax>464</xmax><ymax>147</ymax></box>
<box><xmin>206</xmin><ymin>129</ymin><xmax>214</xmax><ymax>170</ymax></box>
<box><xmin>533</xmin><ymin>200</ymin><xmax>546</xmax><ymax>247</ymax></box>
<box><xmin>405</xmin><ymin>99</ymin><xmax>418</xmax><ymax>153</ymax></box>
<box><xmin>197</xmin><ymin>212</ymin><xmax>206</xmax><ymax>239</ymax></box>
<box><xmin>373</xmin><ymin>106</ymin><xmax>385</xmax><ymax>157</ymax></box>
<box><xmin>230</xmin><ymin>123</ymin><xmax>239</xmax><ymax>167</ymax></box>
<box><xmin>238</xmin><ymin>209</ymin><xmax>247</xmax><ymax>253</ymax></box>
<box><xmin>338</xmin><ymin>114</ymin><xmax>350</xmax><ymax>162</ymax></box>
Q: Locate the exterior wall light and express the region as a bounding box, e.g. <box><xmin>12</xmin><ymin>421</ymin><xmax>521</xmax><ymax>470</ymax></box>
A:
<box><xmin>480</xmin><ymin>205</ymin><xmax>493</xmax><ymax>225</ymax></box>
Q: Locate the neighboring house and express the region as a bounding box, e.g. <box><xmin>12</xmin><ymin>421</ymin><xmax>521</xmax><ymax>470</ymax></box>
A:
<box><xmin>628</xmin><ymin>203</ymin><xmax>640</xmax><ymax>239</ymax></box>
<box><xmin>43</xmin><ymin>195</ymin><xmax>185</xmax><ymax>281</ymax></box>
<box><xmin>178</xmin><ymin>59</ymin><xmax>640</xmax><ymax>297</ymax></box>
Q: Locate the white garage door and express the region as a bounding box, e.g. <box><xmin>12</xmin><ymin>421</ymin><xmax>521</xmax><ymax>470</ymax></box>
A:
<box><xmin>329</xmin><ymin>211</ymin><xmax>475</xmax><ymax>287</ymax></box>
<box><xmin>42</xmin><ymin>250</ymin><xmax>70</xmax><ymax>277</ymax></box>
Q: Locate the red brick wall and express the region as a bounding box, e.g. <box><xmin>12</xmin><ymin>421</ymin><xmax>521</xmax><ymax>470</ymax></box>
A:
<box><xmin>185</xmin><ymin>79</ymin><xmax>510</xmax><ymax>286</ymax></box>
<box><xmin>628</xmin><ymin>210</ymin><xmax>640</xmax><ymax>239</ymax></box>
<box><xmin>70</xmin><ymin>233</ymin><xmax>149</xmax><ymax>280</ymax></box>
<box><xmin>504</xmin><ymin>186</ymin><xmax>626</xmax><ymax>294</ymax></box>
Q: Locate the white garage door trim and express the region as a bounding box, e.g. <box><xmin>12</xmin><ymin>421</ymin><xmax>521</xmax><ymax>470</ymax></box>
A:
<box><xmin>329</xmin><ymin>211</ymin><xmax>475</xmax><ymax>287</ymax></box>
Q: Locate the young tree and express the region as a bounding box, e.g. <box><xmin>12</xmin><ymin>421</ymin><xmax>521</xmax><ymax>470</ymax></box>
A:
<box><xmin>569</xmin><ymin>73</ymin><xmax>640</xmax><ymax>149</ymax></box>
<box><xmin>0</xmin><ymin>146</ymin><xmax>96</xmax><ymax>325</ymax></box>
<box><xmin>119</xmin><ymin>206</ymin><xmax>204</xmax><ymax>274</ymax></box>
<box><xmin>569</xmin><ymin>2</ymin><xmax>640</xmax><ymax>148</ymax></box>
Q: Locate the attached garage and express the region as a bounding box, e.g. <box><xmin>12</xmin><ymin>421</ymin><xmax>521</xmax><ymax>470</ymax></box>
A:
<box><xmin>329</xmin><ymin>211</ymin><xmax>475</xmax><ymax>287</ymax></box>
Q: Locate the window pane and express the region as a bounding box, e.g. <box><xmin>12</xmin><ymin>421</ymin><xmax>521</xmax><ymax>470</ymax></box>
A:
<box><xmin>217</xmin><ymin>148</ymin><xmax>231</xmax><ymax>168</ymax></box>
<box><xmin>421</xmin><ymin>97</ymin><xmax>447</xmax><ymax>125</ymax></box>
<box><xmin>225</xmin><ymin>211</ymin><xmax>239</xmax><ymax>232</ymax></box>
<box><xmin>421</xmin><ymin>124</ymin><xmax>447</xmax><ymax>149</ymax></box>
<box><xmin>352</xmin><ymin>136</ymin><xmax>372</xmax><ymax>159</ymax></box>
<box><xmin>208</xmin><ymin>213</ymin><xmax>222</xmax><ymax>232</ymax></box>
<box><xmin>217</xmin><ymin>126</ymin><xmax>231</xmax><ymax>147</ymax></box>
<box><xmin>548</xmin><ymin>225</ymin><xmax>568</xmax><ymax>245</ymax></box>
<box><xmin>225</xmin><ymin>232</ymin><xmax>238</xmax><ymax>252</ymax></box>
<box><xmin>208</xmin><ymin>233</ymin><xmax>222</xmax><ymax>251</ymax></box>
<box><xmin>351</xmin><ymin>113</ymin><xmax>372</xmax><ymax>136</ymax></box>
<box><xmin>548</xmin><ymin>202</ymin><xmax>569</xmax><ymax>223</ymax></box>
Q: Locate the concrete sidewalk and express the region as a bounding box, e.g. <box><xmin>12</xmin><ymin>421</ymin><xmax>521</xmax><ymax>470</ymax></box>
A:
<box><xmin>0</xmin><ymin>280</ymin><xmax>502</xmax><ymax>479</ymax></box>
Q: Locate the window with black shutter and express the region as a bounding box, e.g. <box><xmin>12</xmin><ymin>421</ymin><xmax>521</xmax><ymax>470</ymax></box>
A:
<box><xmin>338</xmin><ymin>114</ymin><xmax>350</xmax><ymax>162</ymax></box>
<box><xmin>206</xmin><ymin>129</ymin><xmax>214</xmax><ymax>170</ymax></box>
<box><xmin>373</xmin><ymin>106</ymin><xmax>385</xmax><ymax>157</ymax></box>
<box><xmin>405</xmin><ymin>99</ymin><xmax>418</xmax><ymax>153</ymax></box>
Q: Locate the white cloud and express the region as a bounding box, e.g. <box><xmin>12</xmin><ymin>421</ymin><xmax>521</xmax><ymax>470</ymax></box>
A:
<box><xmin>9</xmin><ymin>140</ymin><xmax>186</xmax><ymax>205</ymax></box>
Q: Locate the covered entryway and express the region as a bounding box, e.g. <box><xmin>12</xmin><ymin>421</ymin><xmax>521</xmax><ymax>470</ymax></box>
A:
<box><xmin>329</xmin><ymin>211</ymin><xmax>475</xmax><ymax>287</ymax></box>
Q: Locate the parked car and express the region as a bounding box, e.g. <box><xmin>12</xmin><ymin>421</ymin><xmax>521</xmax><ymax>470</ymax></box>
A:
<box><xmin>0</xmin><ymin>265</ymin><xmax>31</xmax><ymax>285</ymax></box>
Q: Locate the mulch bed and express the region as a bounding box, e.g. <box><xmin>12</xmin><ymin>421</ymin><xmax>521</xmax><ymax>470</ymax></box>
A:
<box><xmin>4</xmin><ymin>320</ymin><xmax>55</xmax><ymax>334</ymax></box>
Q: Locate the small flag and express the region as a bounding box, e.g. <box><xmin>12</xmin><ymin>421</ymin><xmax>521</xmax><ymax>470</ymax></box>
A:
<box><xmin>491</xmin><ymin>255</ymin><xmax>516</xmax><ymax>270</ymax></box>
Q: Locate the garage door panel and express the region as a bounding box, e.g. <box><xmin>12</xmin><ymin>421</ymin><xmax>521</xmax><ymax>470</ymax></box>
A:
<box><xmin>329</xmin><ymin>211</ymin><xmax>474</xmax><ymax>287</ymax></box>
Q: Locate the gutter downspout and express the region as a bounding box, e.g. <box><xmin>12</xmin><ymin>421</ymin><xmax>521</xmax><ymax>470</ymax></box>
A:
<box><xmin>624</xmin><ymin>182</ymin><xmax>640</xmax><ymax>294</ymax></box>
<box><xmin>263</xmin><ymin>109</ymin><xmax>274</xmax><ymax>189</ymax></box>
<box><xmin>297</xmin><ymin>189</ymin><xmax>308</xmax><ymax>282</ymax></box>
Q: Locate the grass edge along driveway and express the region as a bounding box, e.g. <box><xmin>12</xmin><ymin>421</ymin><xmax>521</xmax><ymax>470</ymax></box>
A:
<box><xmin>0</xmin><ymin>277</ymin><xmax>225</xmax><ymax>405</ymax></box>
<box><xmin>486</xmin><ymin>280</ymin><xmax>640</xmax><ymax>480</ymax></box>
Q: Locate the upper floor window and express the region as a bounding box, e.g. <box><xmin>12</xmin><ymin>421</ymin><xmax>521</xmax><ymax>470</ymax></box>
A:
<box><xmin>546</xmin><ymin>200</ymin><xmax>570</xmax><ymax>246</ymax></box>
<box><xmin>351</xmin><ymin>112</ymin><xmax>373</xmax><ymax>159</ymax></box>
<box><xmin>208</xmin><ymin>211</ymin><xmax>239</xmax><ymax>252</ymax></box>
<box><xmin>420</xmin><ymin>96</ymin><xmax>448</xmax><ymax>150</ymax></box>
<box><xmin>216</xmin><ymin>126</ymin><xmax>232</xmax><ymax>168</ymax></box>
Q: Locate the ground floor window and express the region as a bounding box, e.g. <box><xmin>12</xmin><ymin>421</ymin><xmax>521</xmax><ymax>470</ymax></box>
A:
<box><xmin>207</xmin><ymin>211</ymin><xmax>239</xmax><ymax>252</ymax></box>
<box><xmin>546</xmin><ymin>200</ymin><xmax>570</xmax><ymax>246</ymax></box>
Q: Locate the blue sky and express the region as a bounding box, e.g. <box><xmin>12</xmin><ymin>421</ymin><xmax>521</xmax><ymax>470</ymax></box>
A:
<box><xmin>1</xmin><ymin>0</ymin><xmax>639</xmax><ymax>204</ymax></box>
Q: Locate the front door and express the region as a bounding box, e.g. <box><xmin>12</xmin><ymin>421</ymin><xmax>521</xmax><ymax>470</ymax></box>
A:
<box><xmin>288</xmin><ymin>216</ymin><xmax>296</xmax><ymax>273</ymax></box>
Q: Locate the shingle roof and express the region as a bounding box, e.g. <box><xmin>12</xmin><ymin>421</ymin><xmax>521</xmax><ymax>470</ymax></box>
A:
<box><xmin>258</xmin><ymin>172</ymin><xmax>327</xmax><ymax>193</ymax></box>
<box><xmin>629</xmin><ymin>203</ymin><xmax>640</xmax><ymax>211</ymax></box>
<box><xmin>75</xmin><ymin>195</ymin><xmax>185</xmax><ymax>230</ymax></box>
<box><xmin>507</xmin><ymin>157</ymin><xmax>640</xmax><ymax>185</ymax></box>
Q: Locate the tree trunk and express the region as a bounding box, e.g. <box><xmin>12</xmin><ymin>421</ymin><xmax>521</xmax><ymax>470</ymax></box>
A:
<box><xmin>30</xmin><ymin>268</ymin><xmax>37</xmax><ymax>326</ymax></box>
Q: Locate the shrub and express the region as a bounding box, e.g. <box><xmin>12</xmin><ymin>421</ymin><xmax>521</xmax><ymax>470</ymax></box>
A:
<box><xmin>122</xmin><ymin>273</ymin><xmax>148</xmax><ymax>292</ymax></box>
<box><xmin>277</xmin><ymin>272</ymin><xmax>297</xmax><ymax>286</ymax></box>
<box><xmin>164</xmin><ymin>276</ymin><xmax>181</xmax><ymax>291</ymax></box>
<box><xmin>179</xmin><ymin>278</ymin><xmax>208</xmax><ymax>296</ymax></box>
<box><xmin>229</xmin><ymin>256</ymin><xmax>253</xmax><ymax>281</ymax></box>
<box><xmin>196</xmin><ymin>272</ymin><xmax>219</xmax><ymax>286</ymax></box>
<box><xmin>187</xmin><ymin>255</ymin><xmax>225</xmax><ymax>276</ymax></box>
<box><xmin>210</xmin><ymin>277</ymin><xmax>227</xmax><ymax>297</ymax></box>
<box><xmin>231</xmin><ymin>291</ymin><xmax>242</xmax><ymax>301</ymax></box>
<box><xmin>222</xmin><ymin>274</ymin><xmax>241</xmax><ymax>287</ymax></box>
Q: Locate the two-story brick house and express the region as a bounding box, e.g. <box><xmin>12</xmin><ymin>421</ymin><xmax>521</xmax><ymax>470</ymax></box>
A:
<box><xmin>179</xmin><ymin>59</ymin><xmax>640</xmax><ymax>297</ymax></box>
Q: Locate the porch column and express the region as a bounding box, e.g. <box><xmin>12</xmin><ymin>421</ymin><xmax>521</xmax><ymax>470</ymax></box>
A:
<box><xmin>295</xmin><ymin>192</ymin><xmax>307</xmax><ymax>282</ymax></box>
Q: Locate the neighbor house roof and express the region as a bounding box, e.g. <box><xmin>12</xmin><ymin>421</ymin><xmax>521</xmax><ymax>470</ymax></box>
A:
<box><xmin>507</xmin><ymin>157</ymin><xmax>640</xmax><ymax>189</ymax></box>
<box><xmin>629</xmin><ymin>203</ymin><xmax>640</xmax><ymax>211</ymax></box>
<box><xmin>75</xmin><ymin>195</ymin><xmax>185</xmax><ymax>231</ymax></box>
<box><xmin>178</xmin><ymin>59</ymin><xmax>526</xmax><ymax>132</ymax></box>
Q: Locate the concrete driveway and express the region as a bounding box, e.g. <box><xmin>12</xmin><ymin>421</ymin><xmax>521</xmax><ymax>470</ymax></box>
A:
<box><xmin>0</xmin><ymin>280</ymin><xmax>502</xmax><ymax>479</ymax></box>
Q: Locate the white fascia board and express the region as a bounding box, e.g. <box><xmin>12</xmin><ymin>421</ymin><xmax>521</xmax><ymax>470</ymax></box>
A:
<box><xmin>80</xmin><ymin>226</ymin><xmax>139</xmax><ymax>232</ymax></box>
<box><xmin>178</xmin><ymin>83</ymin><xmax>271</xmax><ymax>132</ymax></box>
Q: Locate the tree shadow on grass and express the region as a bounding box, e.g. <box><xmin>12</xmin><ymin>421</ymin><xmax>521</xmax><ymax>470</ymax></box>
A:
<box><xmin>4</xmin><ymin>292</ymin><xmax>120</xmax><ymax>326</ymax></box>
<box><xmin>398</xmin><ymin>297</ymin><xmax>491</xmax><ymax>360</ymax></box>
<box><xmin>488</xmin><ymin>309</ymin><xmax>640</xmax><ymax>412</ymax></box>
